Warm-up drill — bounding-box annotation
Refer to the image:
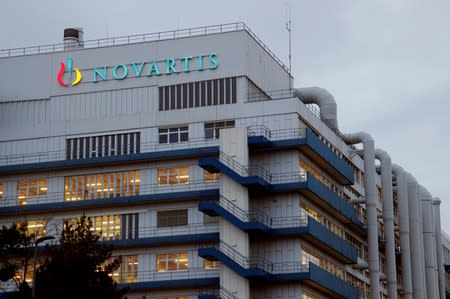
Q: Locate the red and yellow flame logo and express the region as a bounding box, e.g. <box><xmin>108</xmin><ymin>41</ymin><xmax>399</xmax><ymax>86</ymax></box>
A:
<box><xmin>57</xmin><ymin>57</ymin><xmax>82</xmax><ymax>87</ymax></box>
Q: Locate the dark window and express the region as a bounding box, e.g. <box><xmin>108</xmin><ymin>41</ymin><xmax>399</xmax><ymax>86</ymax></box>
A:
<box><xmin>207</xmin><ymin>80</ymin><xmax>212</xmax><ymax>106</ymax></box>
<box><xmin>194</xmin><ymin>82</ymin><xmax>200</xmax><ymax>107</ymax></box>
<box><xmin>159</xmin><ymin>127</ymin><xmax>189</xmax><ymax>144</ymax></box>
<box><xmin>66</xmin><ymin>139</ymin><xmax>71</xmax><ymax>160</ymax></box>
<box><xmin>201</xmin><ymin>81</ymin><xmax>206</xmax><ymax>106</ymax></box>
<box><xmin>157</xmin><ymin>209</ymin><xmax>188</xmax><ymax>227</ymax></box>
<box><xmin>164</xmin><ymin>86</ymin><xmax>170</xmax><ymax>110</ymax></box>
<box><xmin>219</xmin><ymin>79</ymin><xmax>225</xmax><ymax>104</ymax></box>
<box><xmin>159</xmin><ymin>89</ymin><xmax>164</xmax><ymax>110</ymax></box>
<box><xmin>182</xmin><ymin>83</ymin><xmax>188</xmax><ymax>108</ymax></box>
<box><xmin>204</xmin><ymin>120</ymin><xmax>235</xmax><ymax>140</ymax></box>
<box><xmin>213</xmin><ymin>80</ymin><xmax>219</xmax><ymax>105</ymax></box>
<box><xmin>231</xmin><ymin>77</ymin><xmax>237</xmax><ymax>103</ymax></box>
<box><xmin>176</xmin><ymin>85</ymin><xmax>182</xmax><ymax>109</ymax></box>
<box><xmin>170</xmin><ymin>85</ymin><xmax>176</xmax><ymax>110</ymax></box>
<box><xmin>188</xmin><ymin>83</ymin><xmax>194</xmax><ymax>107</ymax></box>
<box><xmin>225</xmin><ymin>78</ymin><xmax>231</xmax><ymax>104</ymax></box>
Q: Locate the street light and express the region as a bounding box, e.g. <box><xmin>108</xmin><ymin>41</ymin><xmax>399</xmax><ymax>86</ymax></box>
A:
<box><xmin>31</xmin><ymin>236</ymin><xmax>55</xmax><ymax>299</ymax></box>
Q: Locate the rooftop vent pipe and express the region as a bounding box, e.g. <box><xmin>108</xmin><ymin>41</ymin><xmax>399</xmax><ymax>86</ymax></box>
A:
<box><xmin>64</xmin><ymin>27</ymin><xmax>84</xmax><ymax>50</ymax></box>
<box><xmin>294</xmin><ymin>87</ymin><xmax>338</xmax><ymax>129</ymax></box>
<box><xmin>392</xmin><ymin>164</ymin><xmax>412</xmax><ymax>299</ymax></box>
<box><xmin>375</xmin><ymin>149</ymin><xmax>397</xmax><ymax>299</ymax></box>
<box><xmin>344</xmin><ymin>132</ymin><xmax>380</xmax><ymax>299</ymax></box>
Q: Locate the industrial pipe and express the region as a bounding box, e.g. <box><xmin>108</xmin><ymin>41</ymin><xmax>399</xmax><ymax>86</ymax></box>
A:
<box><xmin>392</xmin><ymin>164</ymin><xmax>413</xmax><ymax>299</ymax></box>
<box><xmin>294</xmin><ymin>87</ymin><xmax>339</xmax><ymax>129</ymax></box>
<box><xmin>344</xmin><ymin>132</ymin><xmax>380</xmax><ymax>299</ymax></box>
<box><xmin>420</xmin><ymin>186</ymin><xmax>438</xmax><ymax>298</ymax></box>
<box><xmin>406</xmin><ymin>173</ymin><xmax>426</xmax><ymax>298</ymax></box>
<box><xmin>433</xmin><ymin>198</ymin><xmax>445</xmax><ymax>299</ymax></box>
<box><xmin>375</xmin><ymin>149</ymin><xmax>397</xmax><ymax>299</ymax></box>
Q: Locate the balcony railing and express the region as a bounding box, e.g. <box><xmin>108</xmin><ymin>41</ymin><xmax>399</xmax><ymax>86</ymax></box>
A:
<box><xmin>0</xmin><ymin>136</ymin><xmax>219</xmax><ymax>167</ymax></box>
<box><xmin>219</xmin><ymin>152</ymin><xmax>272</xmax><ymax>183</ymax></box>
<box><xmin>121</xmin><ymin>267</ymin><xmax>219</xmax><ymax>284</ymax></box>
<box><xmin>0</xmin><ymin>179</ymin><xmax>219</xmax><ymax>208</ymax></box>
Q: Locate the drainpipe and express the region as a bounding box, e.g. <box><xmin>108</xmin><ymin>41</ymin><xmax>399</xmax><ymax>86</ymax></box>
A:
<box><xmin>344</xmin><ymin>132</ymin><xmax>380</xmax><ymax>299</ymax></box>
<box><xmin>392</xmin><ymin>164</ymin><xmax>413</xmax><ymax>299</ymax></box>
<box><xmin>294</xmin><ymin>87</ymin><xmax>338</xmax><ymax>129</ymax></box>
<box><xmin>375</xmin><ymin>149</ymin><xmax>397</xmax><ymax>299</ymax></box>
<box><xmin>433</xmin><ymin>198</ymin><xmax>445</xmax><ymax>299</ymax></box>
<box><xmin>405</xmin><ymin>173</ymin><xmax>426</xmax><ymax>298</ymax></box>
<box><xmin>420</xmin><ymin>186</ymin><xmax>438</xmax><ymax>298</ymax></box>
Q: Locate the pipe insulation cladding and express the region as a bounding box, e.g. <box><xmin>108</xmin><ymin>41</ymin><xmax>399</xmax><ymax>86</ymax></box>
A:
<box><xmin>375</xmin><ymin>149</ymin><xmax>397</xmax><ymax>299</ymax></box>
<box><xmin>294</xmin><ymin>87</ymin><xmax>338</xmax><ymax>129</ymax></box>
<box><xmin>344</xmin><ymin>132</ymin><xmax>380</xmax><ymax>299</ymax></box>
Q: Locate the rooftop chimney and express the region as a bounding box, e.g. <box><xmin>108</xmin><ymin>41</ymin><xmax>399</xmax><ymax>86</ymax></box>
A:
<box><xmin>64</xmin><ymin>28</ymin><xmax>84</xmax><ymax>50</ymax></box>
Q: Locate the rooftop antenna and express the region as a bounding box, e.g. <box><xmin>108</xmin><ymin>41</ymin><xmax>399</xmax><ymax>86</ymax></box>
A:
<box><xmin>285</xmin><ymin>4</ymin><xmax>292</xmax><ymax>90</ymax></box>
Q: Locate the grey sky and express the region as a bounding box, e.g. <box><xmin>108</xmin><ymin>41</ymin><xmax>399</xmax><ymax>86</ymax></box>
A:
<box><xmin>1</xmin><ymin>0</ymin><xmax>449</xmax><ymax>230</ymax></box>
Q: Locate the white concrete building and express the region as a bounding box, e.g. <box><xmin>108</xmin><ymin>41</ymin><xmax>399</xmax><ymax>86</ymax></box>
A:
<box><xmin>0</xmin><ymin>23</ymin><xmax>445</xmax><ymax>299</ymax></box>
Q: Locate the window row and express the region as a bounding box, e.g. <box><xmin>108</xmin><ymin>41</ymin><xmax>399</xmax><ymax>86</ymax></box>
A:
<box><xmin>66</xmin><ymin>132</ymin><xmax>140</xmax><ymax>160</ymax></box>
<box><xmin>9</xmin><ymin>169</ymin><xmax>219</xmax><ymax>205</ymax></box>
<box><xmin>158</xmin><ymin>77</ymin><xmax>237</xmax><ymax>111</ymax></box>
<box><xmin>158</xmin><ymin>120</ymin><xmax>235</xmax><ymax>145</ymax></box>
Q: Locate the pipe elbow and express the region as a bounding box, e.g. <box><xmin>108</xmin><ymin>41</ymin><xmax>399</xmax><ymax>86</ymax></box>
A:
<box><xmin>432</xmin><ymin>197</ymin><xmax>441</xmax><ymax>205</ymax></box>
<box><xmin>375</xmin><ymin>148</ymin><xmax>391</xmax><ymax>163</ymax></box>
<box><xmin>392</xmin><ymin>164</ymin><xmax>404</xmax><ymax>176</ymax></box>
<box><xmin>294</xmin><ymin>87</ymin><xmax>338</xmax><ymax>129</ymax></box>
<box><xmin>419</xmin><ymin>185</ymin><xmax>432</xmax><ymax>201</ymax></box>
<box><xmin>344</xmin><ymin>132</ymin><xmax>374</xmax><ymax>145</ymax></box>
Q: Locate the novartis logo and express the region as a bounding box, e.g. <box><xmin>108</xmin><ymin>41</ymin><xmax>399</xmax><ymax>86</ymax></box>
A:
<box><xmin>57</xmin><ymin>57</ymin><xmax>82</xmax><ymax>87</ymax></box>
<box><xmin>56</xmin><ymin>53</ymin><xmax>218</xmax><ymax>87</ymax></box>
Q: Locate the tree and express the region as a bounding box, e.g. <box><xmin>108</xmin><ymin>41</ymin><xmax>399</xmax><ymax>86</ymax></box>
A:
<box><xmin>0</xmin><ymin>216</ymin><xmax>127</xmax><ymax>299</ymax></box>
<box><xmin>34</xmin><ymin>215</ymin><xmax>128</xmax><ymax>299</ymax></box>
<box><xmin>0</xmin><ymin>223</ymin><xmax>36</xmax><ymax>296</ymax></box>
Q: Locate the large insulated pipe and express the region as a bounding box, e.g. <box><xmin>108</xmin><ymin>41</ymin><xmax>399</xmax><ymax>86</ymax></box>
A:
<box><xmin>392</xmin><ymin>164</ymin><xmax>413</xmax><ymax>299</ymax></box>
<box><xmin>294</xmin><ymin>87</ymin><xmax>339</xmax><ymax>129</ymax></box>
<box><xmin>375</xmin><ymin>149</ymin><xmax>397</xmax><ymax>299</ymax></box>
<box><xmin>420</xmin><ymin>186</ymin><xmax>439</xmax><ymax>298</ymax></box>
<box><xmin>344</xmin><ymin>132</ymin><xmax>380</xmax><ymax>299</ymax></box>
<box><xmin>433</xmin><ymin>198</ymin><xmax>445</xmax><ymax>299</ymax></box>
<box><xmin>406</xmin><ymin>173</ymin><xmax>426</xmax><ymax>298</ymax></box>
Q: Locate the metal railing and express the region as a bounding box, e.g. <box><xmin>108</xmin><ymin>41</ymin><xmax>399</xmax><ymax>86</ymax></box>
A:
<box><xmin>198</xmin><ymin>286</ymin><xmax>239</xmax><ymax>299</ymax></box>
<box><xmin>0</xmin><ymin>136</ymin><xmax>219</xmax><ymax>167</ymax></box>
<box><xmin>0</xmin><ymin>179</ymin><xmax>219</xmax><ymax>208</ymax></box>
<box><xmin>0</xmin><ymin>22</ymin><xmax>289</xmax><ymax>73</ymax></box>
<box><xmin>247</xmin><ymin>125</ymin><xmax>271</xmax><ymax>140</ymax></box>
<box><xmin>119</xmin><ymin>266</ymin><xmax>219</xmax><ymax>284</ymax></box>
<box><xmin>216</xmin><ymin>241</ymin><xmax>273</xmax><ymax>273</ymax></box>
<box><xmin>219</xmin><ymin>152</ymin><xmax>272</xmax><ymax>183</ymax></box>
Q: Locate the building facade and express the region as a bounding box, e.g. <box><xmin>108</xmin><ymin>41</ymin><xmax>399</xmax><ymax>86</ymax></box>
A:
<box><xmin>0</xmin><ymin>23</ymin><xmax>445</xmax><ymax>299</ymax></box>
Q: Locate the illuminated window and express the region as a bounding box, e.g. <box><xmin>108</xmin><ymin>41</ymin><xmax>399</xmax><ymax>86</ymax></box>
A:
<box><xmin>109</xmin><ymin>255</ymin><xmax>138</xmax><ymax>283</ymax></box>
<box><xmin>204</xmin><ymin>170</ymin><xmax>220</xmax><ymax>182</ymax></box>
<box><xmin>157</xmin><ymin>167</ymin><xmax>189</xmax><ymax>185</ymax></box>
<box><xmin>15</xmin><ymin>264</ymin><xmax>34</xmax><ymax>285</ymax></box>
<box><xmin>302</xmin><ymin>248</ymin><xmax>345</xmax><ymax>279</ymax></box>
<box><xmin>90</xmin><ymin>215</ymin><xmax>121</xmax><ymax>240</ymax></box>
<box><xmin>204</xmin><ymin>259</ymin><xmax>220</xmax><ymax>270</ymax></box>
<box><xmin>160</xmin><ymin>297</ymin><xmax>187</xmax><ymax>299</ymax></box>
<box><xmin>156</xmin><ymin>252</ymin><xmax>188</xmax><ymax>272</ymax></box>
<box><xmin>0</xmin><ymin>183</ymin><xmax>3</xmax><ymax>200</ymax></box>
<box><xmin>158</xmin><ymin>127</ymin><xmax>188</xmax><ymax>144</ymax></box>
<box><xmin>17</xmin><ymin>220</ymin><xmax>47</xmax><ymax>238</ymax></box>
<box><xmin>300</xmin><ymin>160</ymin><xmax>321</xmax><ymax>181</ymax></box>
<box><xmin>157</xmin><ymin>209</ymin><xmax>188</xmax><ymax>228</ymax></box>
<box><xmin>204</xmin><ymin>120</ymin><xmax>235</xmax><ymax>139</ymax></box>
<box><xmin>17</xmin><ymin>179</ymin><xmax>48</xmax><ymax>205</ymax></box>
<box><xmin>302</xmin><ymin>293</ymin><xmax>319</xmax><ymax>299</ymax></box>
<box><xmin>301</xmin><ymin>203</ymin><xmax>321</xmax><ymax>222</ymax></box>
<box><xmin>64</xmin><ymin>170</ymin><xmax>140</xmax><ymax>201</ymax></box>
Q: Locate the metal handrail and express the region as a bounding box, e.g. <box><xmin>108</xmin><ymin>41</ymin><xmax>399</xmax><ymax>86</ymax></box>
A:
<box><xmin>247</xmin><ymin>125</ymin><xmax>271</xmax><ymax>139</ymax></box>
<box><xmin>219</xmin><ymin>152</ymin><xmax>272</xmax><ymax>183</ymax></box>
<box><xmin>0</xmin><ymin>179</ymin><xmax>219</xmax><ymax>208</ymax></box>
<box><xmin>0</xmin><ymin>136</ymin><xmax>219</xmax><ymax>166</ymax></box>
<box><xmin>116</xmin><ymin>266</ymin><xmax>219</xmax><ymax>284</ymax></box>
<box><xmin>0</xmin><ymin>22</ymin><xmax>289</xmax><ymax>74</ymax></box>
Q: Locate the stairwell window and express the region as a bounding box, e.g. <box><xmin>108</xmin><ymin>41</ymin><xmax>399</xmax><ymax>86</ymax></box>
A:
<box><xmin>109</xmin><ymin>255</ymin><xmax>138</xmax><ymax>283</ymax></box>
<box><xmin>0</xmin><ymin>183</ymin><xmax>3</xmax><ymax>200</ymax></box>
<box><xmin>159</xmin><ymin>126</ymin><xmax>188</xmax><ymax>144</ymax></box>
<box><xmin>17</xmin><ymin>179</ymin><xmax>48</xmax><ymax>205</ymax></box>
<box><xmin>156</xmin><ymin>252</ymin><xmax>189</xmax><ymax>272</ymax></box>
<box><xmin>204</xmin><ymin>120</ymin><xmax>235</xmax><ymax>139</ymax></box>
<box><xmin>157</xmin><ymin>167</ymin><xmax>189</xmax><ymax>185</ymax></box>
<box><xmin>204</xmin><ymin>259</ymin><xmax>220</xmax><ymax>270</ymax></box>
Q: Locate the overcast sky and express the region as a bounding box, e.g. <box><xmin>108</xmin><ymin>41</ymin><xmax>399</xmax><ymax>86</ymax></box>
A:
<box><xmin>1</xmin><ymin>1</ymin><xmax>449</xmax><ymax>231</ymax></box>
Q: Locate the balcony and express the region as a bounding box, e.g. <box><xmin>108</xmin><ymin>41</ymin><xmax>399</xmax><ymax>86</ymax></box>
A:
<box><xmin>118</xmin><ymin>267</ymin><xmax>219</xmax><ymax>292</ymax></box>
<box><xmin>0</xmin><ymin>180</ymin><xmax>219</xmax><ymax>215</ymax></box>
<box><xmin>198</xmin><ymin>152</ymin><xmax>272</xmax><ymax>190</ymax></box>
<box><xmin>271</xmin><ymin>172</ymin><xmax>364</xmax><ymax>230</ymax></box>
<box><xmin>248</xmin><ymin>126</ymin><xmax>354</xmax><ymax>185</ymax></box>
<box><xmin>198</xmin><ymin>196</ymin><xmax>357</xmax><ymax>264</ymax></box>
<box><xmin>0</xmin><ymin>137</ymin><xmax>220</xmax><ymax>175</ymax></box>
<box><xmin>198</xmin><ymin>242</ymin><xmax>359</xmax><ymax>299</ymax></box>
